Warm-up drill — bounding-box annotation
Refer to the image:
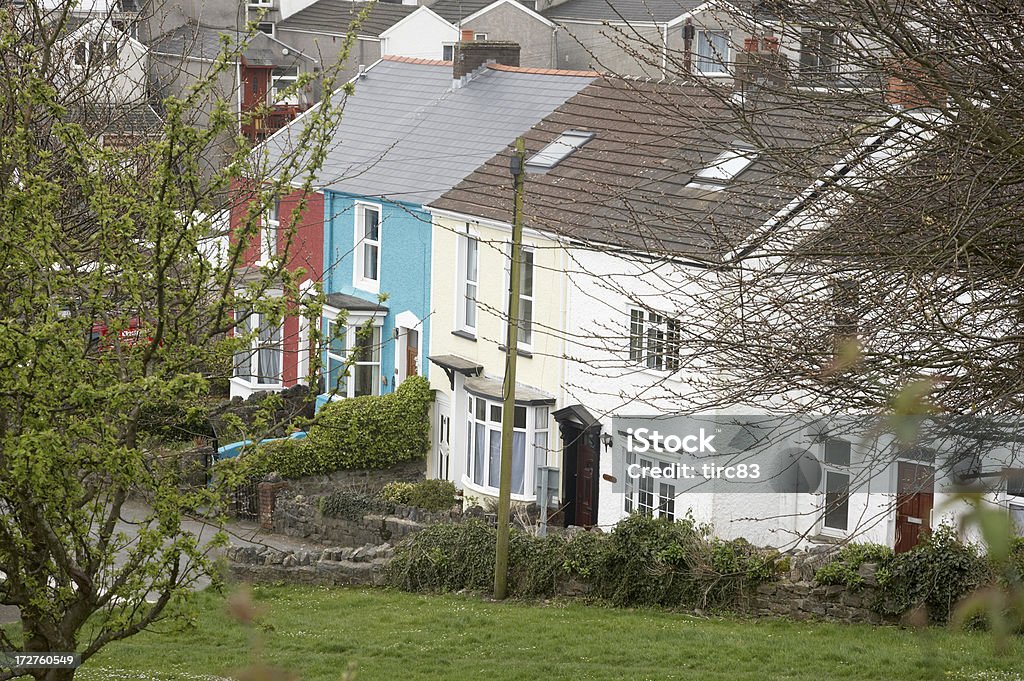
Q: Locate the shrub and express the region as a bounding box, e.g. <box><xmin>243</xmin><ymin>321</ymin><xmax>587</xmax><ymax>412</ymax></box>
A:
<box><xmin>222</xmin><ymin>376</ymin><xmax>434</xmax><ymax>481</ymax></box>
<box><xmin>406</xmin><ymin>479</ymin><xmax>457</xmax><ymax>512</ymax></box>
<box><xmin>875</xmin><ymin>524</ymin><xmax>989</xmax><ymax>623</ymax></box>
<box><xmin>814</xmin><ymin>543</ymin><xmax>894</xmax><ymax>589</ymax></box>
<box><xmin>593</xmin><ymin>514</ymin><xmax>775</xmax><ymax>609</ymax></box>
<box><xmin>303</xmin><ymin>375</ymin><xmax>433</xmax><ymax>470</ymax></box>
<box><xmin>385</xmin><ymin>513</ymin><xmax>776</xmax><ymax>609</ymax></box>
<box><xmin>379</xmin><ymin>482</ymin><xmax>416</xmax><ymax>505</ymax></box>
<box><xmin>320</xmin><ymin>490</ymin><xmax>394</xmax><ymax>520</ymax></box>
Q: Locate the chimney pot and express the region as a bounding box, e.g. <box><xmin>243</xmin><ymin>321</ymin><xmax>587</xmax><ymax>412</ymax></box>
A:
<box><xmin>762</xmin><ymin>36</ymin><xmax>780</xmax><ymax>53</ymax></box>
<box><xmin>743</xmin><ymin>36</ymin><xmax>760</xmax><ymax>52</ymax></box>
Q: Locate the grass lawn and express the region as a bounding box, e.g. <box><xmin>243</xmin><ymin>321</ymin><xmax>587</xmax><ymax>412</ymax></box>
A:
<box><xmin>58</xmin><ymin>586</ymin><xmax>1024</xmax><ymax>681</ymax></box>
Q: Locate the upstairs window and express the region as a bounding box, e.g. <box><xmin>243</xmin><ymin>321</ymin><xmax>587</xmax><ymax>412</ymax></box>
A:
<box><xmin>695</xmin><ymin>30</ymin><xmax>729</xmax><ymax>74</ymax></box>
<box><xmin>800</xmin><ymin>27</ymin><xmax>840</xmax><ymax>77</ymax></box>
<box><xmin>74</xmin><ymin>40</ymin><xmax>118</xmax><ymax>67</ymax></box>
<box><xmin>260</xmin><ymin>197</ymin><xmax>280</xmax><ymax>263</ymax></box>
<box><xmin>353</xmin><ymin>203</ymin><xmax>381</xmax><ymax>293</ymax></box>
<box><xmin>629</xmin><ymin>309</ymin><xmax>682</xmax><ymax>371</ymax></box>
<box><xmin>458</xmin><ymin>232</ymin><xmax>479</xmax><ymax>333</ymax></box>
<box><xmin>504</xmin><ymin>245</ymin><xmax>534</xmax><ymax>348</ymax></box>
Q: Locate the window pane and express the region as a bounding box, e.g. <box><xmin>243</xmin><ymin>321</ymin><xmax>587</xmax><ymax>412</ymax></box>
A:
<box><xmin>488</xmin><ymin>428</ymin><xmax>501</xmax><ymax>488</ymax></box>
<box><xmin>257</xmin><ymin>345</ymin><xmax>280</xmax><ymax>384</ymax></box>
<box><xmin>825</xmin><ymin>438</ymin><xmax>851</xmax><ymax>467</ymax></box>
<box><xmin>475</xmin><ymin>398</ymin><xmax>486</xmax><ymax>420</ymax></box>
<box><xmin>533</xmin><ymin>429</ymin><xmax>548</xmax><ymax>468</ymax></box>
<box><xmin>363</xmin><ymin>243</ymin><xmax>378</xmax><ymax>281</ymax></box>
<box><xmin>328</xmin><ymin>357</ymin><xmax>347</xmax><ymax>394</ymax></box>
<box><xmin>514</xmin><ymin>405</ymin><xmax>527</xmax><ymax>429</ymax></box>
<box><xmin>512</xmin><ymin>430</ymin><xmax>526</xmax><ymax>495</ymax></box>
<box><xmin>824</xmin><ymin>471</ymin><xmax>850</xmax><ymax>530</ymax></box>
<box><xmin>465</xmin><ymin>282</ymin><xmax>477</xmax><ymax>328</ymax></box>
<box><xmin>489</xmin><ymin>404</ymin><xmax>502</xmax><ymax>423</ymax></box>
<box><xmin>466</xmin><ymin>237</ymin><xmax>478</xmax><ymax>281</ymax></box>
<box><xmin>520</xmin><ymin>250</ymin><xmax>534</xmax><ymax>297</ymax></box>
<box><xmin>659</xmin><ymin>482</ymin><xmax>676</xmax><ymax>521</ymax></box>
<box><xmin>354</xmin><ymin>363</ymin><xmax>376</xmax><ymax>396</ymax></box>
<box><xmin>646</xmin><ymin>313</ymin><xmax>665</xmax><ymax>370</ymax></box>
<box><xmin>630</xmin><ymin>309</ymin><xmax>644</xmax><ymax>361</ymax></box>
<box><xmin>474</xmin><ymin>423</ymin><xmax>485</xmax><ymax>485</ymax></box>
<box><xmin>535</xmin><ymin>406</ymin><xmax>548</xmax><ymax>429</ymax></box>
<box><xmin>363</xmin><ymin>208</ymin><xmax>379</xmax><ymax>240</ymax></box>
<box><xmin>518</xmin><ymin>299</ymin><xmax>533</xmax><ymax>345</ymax></box>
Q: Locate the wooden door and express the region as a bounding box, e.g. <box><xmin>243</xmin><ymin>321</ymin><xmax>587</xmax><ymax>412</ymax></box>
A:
<box><xmin>241</xmin><ymin>65</ymin><xmax>270</xmax><ymax>112</ymax></box>
<box><xmin>405</xmin><ymin>329</ymin><xmax>419</xmax><ymax>378</ymax></box>
<box><xmin>895</xmin><ymin>461</ymin><xmax>935</xmax><ymax>553</ymax></box>
<box><xmin>574</xmin><ymin>430</ymin><xmax>598</xmax><ymax>527</ymax></box>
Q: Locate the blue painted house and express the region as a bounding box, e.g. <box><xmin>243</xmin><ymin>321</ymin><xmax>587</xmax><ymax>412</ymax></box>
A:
<box><xmin>264</xmin><ymin>48</ymin><xmax>595</xmax><ymax>409</ymax></box>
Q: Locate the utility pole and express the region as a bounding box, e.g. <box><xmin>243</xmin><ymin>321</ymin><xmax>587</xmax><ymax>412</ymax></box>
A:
<box><xmin>494</xmin><ymin>137</ymin><xmax>526</xmax><ymax>600</ymax></box>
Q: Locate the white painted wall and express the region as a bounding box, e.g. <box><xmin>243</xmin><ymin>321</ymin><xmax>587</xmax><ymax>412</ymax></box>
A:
<box><xmin>380</xmin><ymin>7</ymin><xmax>458</xmax><ymax>61</ymax></box>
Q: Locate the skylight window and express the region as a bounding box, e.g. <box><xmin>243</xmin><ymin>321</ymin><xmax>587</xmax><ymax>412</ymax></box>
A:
<box><xmin>526</xmin><ymin>130</ymin><xmax>595</xmax><ymax>171</ymax></box>
<box><xmin>686</xmin><ymin>144</ymin><xmax>758</xmax><ymax>191</ymax></box>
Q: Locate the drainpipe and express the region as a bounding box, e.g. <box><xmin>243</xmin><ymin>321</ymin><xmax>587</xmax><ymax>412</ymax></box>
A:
<box><xmin>236</xmin><ymin>60</ymin><xmax>243</xmax><ymax>134</ymax></box>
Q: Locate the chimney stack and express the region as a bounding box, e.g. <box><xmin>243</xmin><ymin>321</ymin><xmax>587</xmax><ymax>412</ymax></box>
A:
<box><xmin>453</xmin><ymin>41</ymin><xmax>521</xmax><ymax>87</ymax></box>
<box><xmin>733</xmin><ymin>35</ymin><xmax>789</xmax><ymax>96</ymax></box>
<box><xmin>885</xmin><ymin>60</ymin><xmax>941</xmax><ymax>109</ymax></box>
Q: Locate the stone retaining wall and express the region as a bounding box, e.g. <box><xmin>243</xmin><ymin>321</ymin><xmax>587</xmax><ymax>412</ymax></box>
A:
<box><xmin>225</xmin><ymin>540</ymin><xmax>892</xmax><ymax>625</ymax></box>
<box><xmin>278</xmin><ymin>460</ymin><xmax>425</xmax><ymax>498</ymax></box>
<box><xmin>226</xmin><ymin>543</ymin><xmax>395</xmax><ymax>586</ymax></box>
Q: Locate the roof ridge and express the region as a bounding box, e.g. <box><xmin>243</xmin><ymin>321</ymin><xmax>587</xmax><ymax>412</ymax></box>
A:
<box><xmin>381</xmin><ymin>55</ymin><xmax>452</xmax><ymax>67</ymax></box>
<box><xmin>486</xmin><ymin>63</ymin><xmax>599</xmax><ymax>77</ymax></box>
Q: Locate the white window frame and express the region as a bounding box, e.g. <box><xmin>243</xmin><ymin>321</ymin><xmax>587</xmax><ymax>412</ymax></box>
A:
<box><xmin>74</xmin><ymin>39</ymin><xmax>118</xmax><ymax>68</ymax></box>
<box><xmin>442</xmin><ymin>43</ymin><xmax>455</xmax><ymax>61</ymax></box>
<box><xmin>473</xmin><ymin>32</ymin><xmax>488</xmax><ymax>40</ymax></box>
<box><xmin>270</xmin><ymin>65</ymin><xmax>297</xmax><ymax>104</ymax></box>
<box><xmin>353</xmin><ymin>202</ymin><xmax>382</xmax><ymax>294</ymax></box>
<box><xmin>800</xmin><ymin>27</ymin><xmax>841</xmax><ymax>76</ymax></box>
<box><xmin>463</xmin><ymin>394</ymin><xmax>549</xmax><ymax>501</ymax></box>
<box><xmin>456</xmin><ymin>229</ymin><xmax>479</xmax><ymax>335</ymax></box>
<box><xmin>819</xmin><ymin>437</ymin><xmax>852</xmax><ymax>534</ymax></box>
<box><xmin>260</xmin><ymin>197</ymin><xmax>280</xmax><ymax>264</ymax></box>
<box><xmin>323</xmin><ymin>311</ymin><xmax>383</xmax><ymax>399</ymax></box>
<box><xmin>247</xmin><ymin>0</ymin><xmax>273</xmax><ymax>7</ymax></box>
<box><xmin>503</xmin><ymin>243</ymin><xmax>534</xmax><ymax>351</ymax></box>
<box><xmin>629</xmin><ymin>308</ymin><xmax>681</xmax><ymax>371</ymax></box>
<box><xmin>695</xmin><ymin>29</ymin><xmax>729</xmax><ymax>75</ymax></box>
<box><xmin>624</xmin><ymin>451</ymin><xmax>678</xmax><ymax>520</ymax></box>
<box><xmin>232</xmin><ymin>306</ymin><xmax>283</xmax><ymax>389</ymax></box>
<box><xmin>257</xmin><ymin>22</ymin><xmax>276</xmax><ymax>37</ymax></box>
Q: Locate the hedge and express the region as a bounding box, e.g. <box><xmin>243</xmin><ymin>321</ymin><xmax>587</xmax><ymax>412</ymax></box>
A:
<box><xmin>229</xmin><ymin>375</ymin><xmax>434</xmax><ymax>480</ymax></box>
<box><xmin>385</xmin><ymin>514</ymin><xmax>779</xmax><ymax>609</ymax></box>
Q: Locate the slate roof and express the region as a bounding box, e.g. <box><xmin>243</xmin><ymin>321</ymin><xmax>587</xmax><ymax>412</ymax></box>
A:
<box><xmin>148</xmin><ymin>21</ymin><xmax>313</xmax><ymax>65</ymax></box>
<box><xmin>429</xmin><ymin>77</ymin><xmax>867</xmax><ymax>260</ymax></box>
<box><xmin>263</xmin><ymin>56</ymin><xmax>597</xmax><ymax>206</ymax></box>
<box><xmin>70</xmin><ymin>102</ymin><xmax>163</xmax><ymax>137</ymax></box>
<box><xmin>427</xmin><ymin>0</ymin><xmax>531</xmax><ymax>22</ymax></box>
<box><xmin>541</xmin><ymin>0</ymin><xmax>706</xmax><ymax>22</ymax></box>
<box><xmin>278</xmin><ymin>0</ymin><xmax>418</xmax><ymax>36</ymax></box>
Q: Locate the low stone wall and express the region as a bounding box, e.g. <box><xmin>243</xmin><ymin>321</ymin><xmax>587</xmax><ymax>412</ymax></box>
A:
<box><xmin>743</xmin><ymin>551</ymin><xmax>891</xmax><ymax>624</ymax></box>
<box><xmin>271</xmin><ymin>497</ymin><xmax>460</xmax><ymax>547</ymax></box>
<box><xmin>226</xmin><ymin>543</ymin><xmax>395</xmax><ymax>586</ymax></box>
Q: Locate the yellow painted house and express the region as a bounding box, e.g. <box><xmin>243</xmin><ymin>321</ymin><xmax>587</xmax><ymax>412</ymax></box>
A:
<box><xmin>426</xmin><ymin>209</ymin><xmax>568</xmax><ymax>505</ymax></box>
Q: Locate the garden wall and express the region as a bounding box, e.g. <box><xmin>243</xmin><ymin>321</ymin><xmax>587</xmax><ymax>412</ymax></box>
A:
<box><xmin>225</xmin><ymin>539</ymin><xmax>892</xmax><ymax>625</ymax></box>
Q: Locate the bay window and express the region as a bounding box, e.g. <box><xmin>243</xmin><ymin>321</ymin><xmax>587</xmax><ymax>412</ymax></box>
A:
<box><xmin>324</xmin><ymin>316</ymin><xmax>382</xmax><ymax>398</ymax></box>
<box><xmin>464</xmin><ymin>394</ymin><xmax>550</xmax><ymax>498</ymax></box>
<box><xmin>624</xmin><ymin>452</ymin><xmax>677</xmax><ymax>520</ymax></box>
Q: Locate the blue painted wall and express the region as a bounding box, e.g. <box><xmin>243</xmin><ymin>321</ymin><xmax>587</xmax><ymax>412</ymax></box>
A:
<box><xmin>322</xmin><ymin>190</ymin><xmax>432</xmax><ymax>395</ymax></box>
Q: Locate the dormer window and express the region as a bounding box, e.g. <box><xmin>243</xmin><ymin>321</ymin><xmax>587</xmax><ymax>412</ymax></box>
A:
<box><xmin>685</xmin><ymin>144</ymin><xmax>757</xmax><ymax>191</ymax></box>
<box><xmin>526</xmin><ymin>130</ymin><xmax>595</xmax><ymax>171</ymax></box>
<box><xmin>74</xmin><ymin>40</ymin><xmax>118</xmax><ymax>67</ymax></box>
